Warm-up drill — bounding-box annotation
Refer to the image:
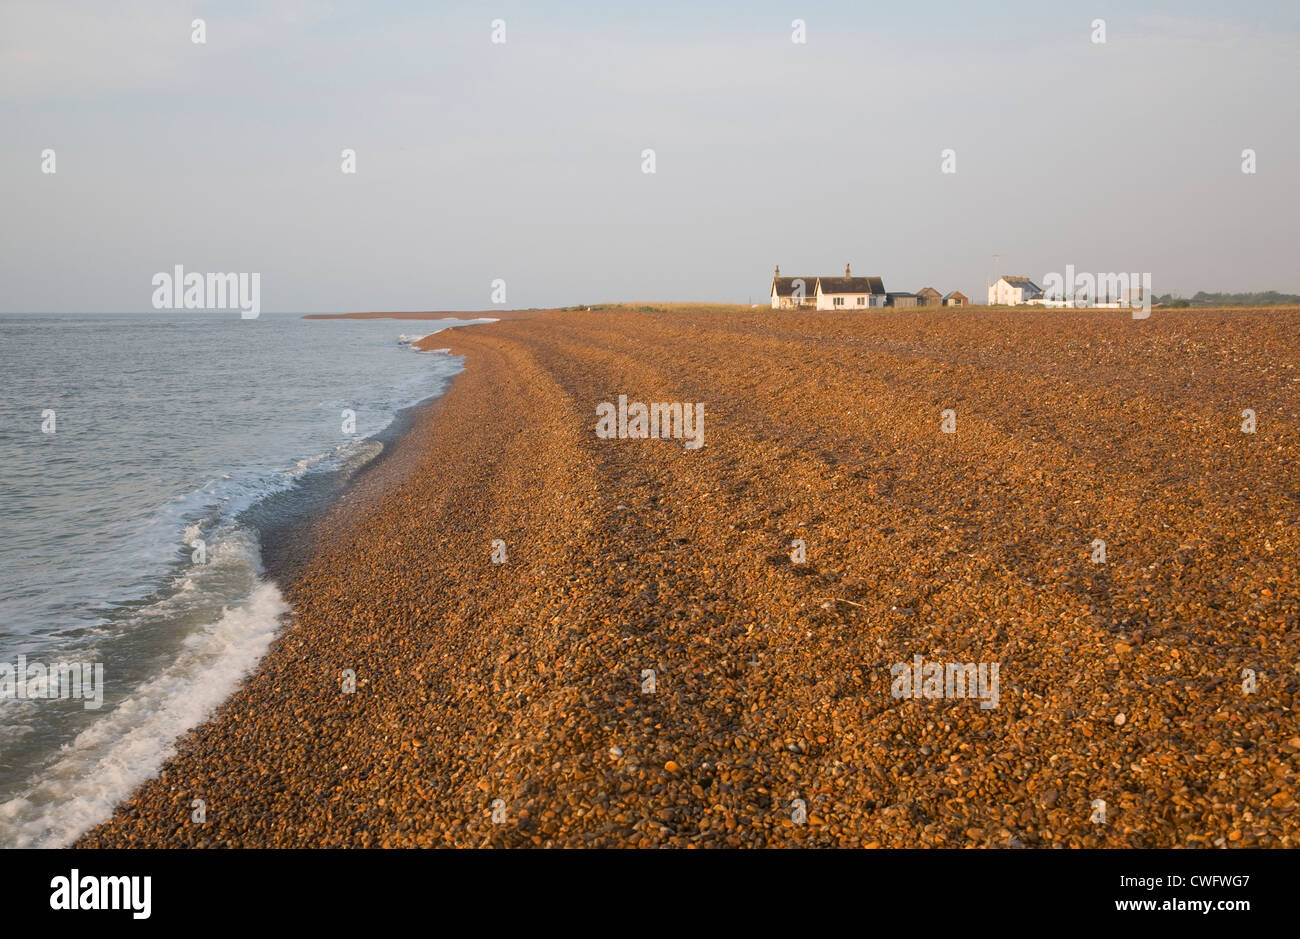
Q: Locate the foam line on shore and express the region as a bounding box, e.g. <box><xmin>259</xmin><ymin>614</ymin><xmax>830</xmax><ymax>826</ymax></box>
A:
<box><xmin>0</xmin><ymin>579</ymin><xmax>288</xmax><ymax>847</ymax></box>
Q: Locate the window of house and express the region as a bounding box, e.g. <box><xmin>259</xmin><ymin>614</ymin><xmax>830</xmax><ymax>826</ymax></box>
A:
<box><xmin>857</xmin><ymin>296</ymin><xmax>865</xmax><ymax>305</ymax></box>
<box><xmin>833</xmin><ymin>297</ymin><xmax>843</xmax><ymax>307</ymax></box>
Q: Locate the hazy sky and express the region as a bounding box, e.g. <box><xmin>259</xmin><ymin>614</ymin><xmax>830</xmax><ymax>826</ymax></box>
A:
<box><xmin>2</xmin><ymin>0</ymin><xmax>1297</xmax><ymax>312</ymax></box>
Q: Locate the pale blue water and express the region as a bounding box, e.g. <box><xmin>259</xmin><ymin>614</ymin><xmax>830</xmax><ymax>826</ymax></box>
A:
<box><xmin>0</xmin><ymin>312</ymin><xmax>487</xmax><ymax>846</ymax></box>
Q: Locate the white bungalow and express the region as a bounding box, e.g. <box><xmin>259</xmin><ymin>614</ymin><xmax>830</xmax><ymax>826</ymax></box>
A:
<box><xmin>770</xmin><ymin>266</ymin><xmax>816</xmax><ymax>309</ymax></box>
<box><xmin>815</xmin><ymin>264</ymin><xmax>887</xmax><ymax>310</ymax></box>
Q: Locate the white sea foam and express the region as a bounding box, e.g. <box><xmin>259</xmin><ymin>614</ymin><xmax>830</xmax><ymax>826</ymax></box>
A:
<box><xmin>0</xmin><ymin>703</ymin><xmax>37</xmax><ymax>747</ymax></box>
<box><xmin>283</xmin><ymin>452</ymin><xmax>330</xmax><ymax>477</ymax></box>
<box><xmin>0</xmin><ymin>578</ymin><xmax>289</xmax><ymax>848</ymax></box>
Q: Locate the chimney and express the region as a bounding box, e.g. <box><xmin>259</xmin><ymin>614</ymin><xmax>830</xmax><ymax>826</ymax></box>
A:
<box><xmin>775</xmin><ymin>265</ymin><xmax>780</xmax><ymax>278</ymax></box>
<box><xmin>845</xmin><ymin>263</ymin><xmax>851</xmax><ymax>277</ymax></box>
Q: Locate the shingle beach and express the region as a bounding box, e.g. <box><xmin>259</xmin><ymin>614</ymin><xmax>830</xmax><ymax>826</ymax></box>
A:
<box><xmin>79</xmin><ymin>305</ymin><xmax>1299</xmax><ymax>847</ymax></box>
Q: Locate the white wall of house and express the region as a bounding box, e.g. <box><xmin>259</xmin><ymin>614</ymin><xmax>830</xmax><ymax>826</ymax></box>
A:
<box><xmin>988</xmin><ymin>279</ymin><xmax>1023</xmax><ymax>305</ymax></box>
<box><xmin>989</xmin><ymin>278</ymin><xmax>1045</xmax><ymax>305</ymax></box>
<box><xmin>772</xmin><ymin>289</ymin><xmax>804</xmax><ymax>309</ymax></box>
<box><xmin>773</xmin><ymin>279</ymin><xmax>815</xmax><ymax>309</ymax></box>
<box><xmin>816</xmin><ymin>292</ymin><xmax>875</xmax><ymax>310</ymax></box>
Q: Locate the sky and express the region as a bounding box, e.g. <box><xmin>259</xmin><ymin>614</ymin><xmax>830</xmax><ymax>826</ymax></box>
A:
<box><xmin>1</xmin><ymin>0</ymin><xmax>1297</xmax><ymax>312</ymax></box>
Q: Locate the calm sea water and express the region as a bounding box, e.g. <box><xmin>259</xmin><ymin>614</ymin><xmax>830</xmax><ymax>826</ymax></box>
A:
<box><xmin>0</xmin><ymin>312</ymin><xmax>485</xmax><ymax>847</ymax></box>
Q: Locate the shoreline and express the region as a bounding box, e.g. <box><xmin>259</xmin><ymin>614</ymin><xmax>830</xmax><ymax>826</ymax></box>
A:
<box><xmin>254</xmin><ymin>380</ymin><xmax>457</xmax><ymax>586</ymax></box>
<box><xmin>1</xmin><ymin>313</ymin><xmax>474</xmax><ymax>848</ymax></box>
<box><xmin>303</xmin><ymin>311</ymin><xmax>536</xmax><ymax>322</ymax></box>
<box><xmin>78</xmin><ymin>305</ymin><xmax>1299</xmax><ymax>847</ymax></box>
<box><xmin>76</xmin><ymin>316</ymin><xmax>536</xmax><ymax>847</ymax></box>
<box><xmin>256</xmin><ymin>315</ymin><xmax>505</xmax><ymax>581</ymax></box>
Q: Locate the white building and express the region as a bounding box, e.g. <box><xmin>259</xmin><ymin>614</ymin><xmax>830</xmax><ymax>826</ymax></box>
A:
<box><xmin>815</xmin><ymin>264</ymin><xmax>887</xmax><ymax>309</ymax></box>
<box><xmin>988</xmin><ymin>275</ymin><xmax>1044</xmax><ymax>306</ymax></box>
<box><xmin>771</xmin><ymin>264</ymin><xmax>886</xmax><ymax>310</ymax></box>
<box><xmin>770</xmin><ymin>266</ymin><xmax>816</xmax><ymax>309</ymax></box>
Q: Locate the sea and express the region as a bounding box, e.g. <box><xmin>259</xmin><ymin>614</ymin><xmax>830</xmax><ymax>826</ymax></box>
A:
<box><xmin>0</xmin><ymin>312</ymin><xmax>487</xmax><ymax>847</ymax></box>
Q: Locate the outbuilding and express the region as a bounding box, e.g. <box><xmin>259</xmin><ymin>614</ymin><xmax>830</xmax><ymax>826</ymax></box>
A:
<box><xmin>916</xmin><ymin>287</ymin><xmax>943</xmax><ymax>307</ymax></box>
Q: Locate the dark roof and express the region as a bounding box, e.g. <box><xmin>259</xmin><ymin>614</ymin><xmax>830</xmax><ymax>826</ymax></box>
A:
<box><xmin>943</xmin><ymin>291</ymin><xmax>968</xmax><ymax>300</ymax></box>
<box><xmin>916</xmin><ymin>287</ymin><xmax>942</xmax><ymax>298</ymax></box>
<box><xmin>886</xmin><ymin>291</ymin><xmax>916</xmax><ymax>298</ymax></box>
<box><xmin>771</xmin><ymin>276</ymin><xmax>816</xmax><ymax>297</ymax></box>
<box><xmin>817</xmin><ymin>276</ymin><xmax>885</xmax><ymax>295</ymax></box>
<box><xmin>1001</xmin><ymin>276</ymin><xmax>1040</xmax><ymax>288</ymax></box>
